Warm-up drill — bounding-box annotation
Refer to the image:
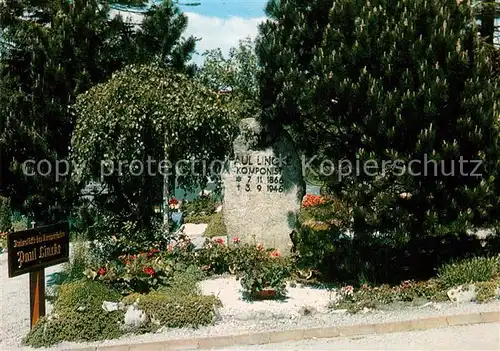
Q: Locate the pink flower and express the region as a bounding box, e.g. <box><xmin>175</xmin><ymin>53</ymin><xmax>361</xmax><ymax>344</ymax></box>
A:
<box><xmin>214</xmin><ymin>238</ymin><xmax>224</xmax><ymax>245</ymax></box>
<box><xmin>232</xmin><ymin>236</ymin><xmax>240</xmax><ymax>243</ymax></box>
<box><xmin>342</xmin><ymin>285</ymin><xmax>354</xmax><ymax>296</ymax></box>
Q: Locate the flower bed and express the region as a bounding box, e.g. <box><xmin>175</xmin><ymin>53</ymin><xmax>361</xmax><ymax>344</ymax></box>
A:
<box><xmin>23</xmin><ymin>223</ymin><xmax>500</xmax><ymax>349</ymax></box>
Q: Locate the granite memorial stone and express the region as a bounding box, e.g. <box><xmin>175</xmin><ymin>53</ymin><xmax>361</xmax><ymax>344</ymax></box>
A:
<box><xmin>222</xmin><ymin>118</ymin><xmax>305</xmax><ymax>255</ymax></box>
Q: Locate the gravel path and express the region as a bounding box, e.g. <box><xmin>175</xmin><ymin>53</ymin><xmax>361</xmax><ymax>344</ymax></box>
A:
<box><xmin>0</xmin><ymin>252</ymin><xmax>63</xmax><ymax>351</ymax></box>
<box><xmin>219</xmin><ymin>323</ymin><xmax>500</xmax><ymax>350</ymax></box>
<box><xmin>1</xmin><ymin>251</ymin><xmax>499</xmax><ymax>351</ymax></box>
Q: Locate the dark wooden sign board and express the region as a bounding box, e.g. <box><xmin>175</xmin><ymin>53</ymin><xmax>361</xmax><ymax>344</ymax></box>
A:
<box><xmin>7</xmin><ymin>222</ymin><xmax>69</xmax><ymax>328</ymax></box>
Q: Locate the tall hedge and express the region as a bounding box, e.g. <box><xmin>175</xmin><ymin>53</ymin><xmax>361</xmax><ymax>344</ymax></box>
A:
<box><xmin>0</xmin><ymin>196</ymin><xmax>12</xmax><ymax>232</ymax></box>
<box><xmin>257</xmin><ymin>0</ymin><xmax>500</xmax><ymax>239</ymax></box>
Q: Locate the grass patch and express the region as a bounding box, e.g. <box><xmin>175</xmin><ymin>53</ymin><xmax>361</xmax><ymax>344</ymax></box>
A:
<box><xmin>437</xmin><ymin>256</ymin><xmax>500</xmax><ymax>288</ymax></box>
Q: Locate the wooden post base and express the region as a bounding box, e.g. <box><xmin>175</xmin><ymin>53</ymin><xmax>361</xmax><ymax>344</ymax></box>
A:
<box><xmin>29</xmin><ymin>269</ymin><xmax>45</xmax><ymax>328</ymax></box>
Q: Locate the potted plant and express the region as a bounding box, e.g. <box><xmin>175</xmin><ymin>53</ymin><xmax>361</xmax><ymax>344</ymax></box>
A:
<box><xmin>238</xmin><ymin>246</ymin><xmax>292</xmax><ymax>299</ymax></box>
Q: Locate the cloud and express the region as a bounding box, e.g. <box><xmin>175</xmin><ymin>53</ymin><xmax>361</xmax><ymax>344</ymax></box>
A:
<box><xmin>183</xmin><ymin>12</ymin><xmax>266</xmax><ymax>64</ymax></box>
<box><xmin>109</xmin><ymin>9</ymin><xmax>266</xmax><ymax>65</ymax></box>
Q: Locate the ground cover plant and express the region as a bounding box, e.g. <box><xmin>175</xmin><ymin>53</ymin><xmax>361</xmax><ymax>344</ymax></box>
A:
<box><xmin>24</xmin><ymin>280</ymin><xmax>124</xmax><ymax>347</ymax></box>
<box><xmin>330</xmin><ymin>256</ymin><xmax>500</xmax><ymax>313</ymax></box>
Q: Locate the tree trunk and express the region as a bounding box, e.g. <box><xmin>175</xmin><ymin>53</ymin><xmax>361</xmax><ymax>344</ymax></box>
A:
<box><xmin>163</xmin><ymin>137</ymin><xmax>170</xmax><ymax>236</ymax></box>
<box><xmin>479</xmin><ymin>0</ymin><xmax>495</xmax><ymax>45</ymax></box>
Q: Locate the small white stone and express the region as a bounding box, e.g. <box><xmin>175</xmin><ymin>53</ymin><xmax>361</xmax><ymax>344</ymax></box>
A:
<box><xmin>102</xmin><ymin>301</ymin><xmax>120</xmax><ymax>312</ymax></box>
<box><xmin>124</xmin><ymin>304</ymin><xmax>148</xmax><ymax>327</ymax></box>
<box><xmin>447</xmin><ymin>284</ymin><xmax>477</xmax><ymax>303</ymax></box>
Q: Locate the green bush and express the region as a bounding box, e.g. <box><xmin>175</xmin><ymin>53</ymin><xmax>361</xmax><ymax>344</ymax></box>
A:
<box><xmin>182</xmin><ymin>195</ymin><xmax>218</xmax><ymax>217</ymax></box>
<box><xmin>47</xmin><ymin>241</ymin><xmax>90</xmax><ymax>300</ymax></box>
<box><xmin>295</xmin><ymin>196</ymin><xmax>351</xmax><ymax>278</ymax></box>
<box><xmin>11</xmin><ymin>220</ymin><xmax>27</xmax><ymax>232</ymax></box>
<box><xmin>184</xmin><ymin>213</ymin><xmax>213</xmax><ymax>224</ymax></box>
<box><xmin>0</xmin><ymin>196</ymin><xmax>12</xmax><ymax>232</ymax></box>
<box><xmin>125</xmin><ymin>266</ymin><xmax>219</xmax><ymax>329</ymax></box>
<box><xmin>204</xmin><ymin>212</ymin><xmax>227</xmax><ymax>238</ymax></box>
<box><xmin>233</xmin><ymin>243</ymin><xmax>293</xmax><ymax>299</ymax></box>
<box><xmin>160</xmin><ymin>264</ymin><xmax>205</xmax><ymax>296</ymax></box>
<box><xmin>331</xmin><ymin>279</ymin><xmax>450</xmax><ymax>313</ymax></box>
<box><xmin>86</xmin><ymin>249</ymin><xmax>175</xmax><ymax>295</ymax></box>
<box><xmin>475</xmin><ymin>279</ymin><xmax>500</xmax><ymax>303</ymax></box>
<box><xmin>24</xmin><ymin>280</ymin><xmax>124</xmax><ymax>347</ymax></box>
<box><xmin>438</xmin><ymin>256</ymin><xmax>500</xmax><ymax>288</ymax></box>
<box><xmin>138</xmin><ymin>292</ymin><xmax>221</xmax><ymax>328</ymax></box>
<box><xmin>195</xmin><ymin>238</ymin><xmax>233</xmax><ymax>274</ymax></box>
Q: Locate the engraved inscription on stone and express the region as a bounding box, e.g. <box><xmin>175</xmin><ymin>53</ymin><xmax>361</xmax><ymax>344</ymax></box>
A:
<box><xmin>234</xmin><ymin>155</ymin><xmax>289</xmax><ymax>194</ymax></box>
<box><xmin>222</xmin><ymin>118</ymin><xmax>305</xmax><ymax>255</ymax></box>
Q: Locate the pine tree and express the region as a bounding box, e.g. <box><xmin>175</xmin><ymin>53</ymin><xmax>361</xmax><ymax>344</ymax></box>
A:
<box><xmin>0</xmin><ymin>0</ymin><xmax>196</xmax><ymax>222</ymax></box>
<box><xmin>257</xmin><ymin>0</ymin><xmax>500</xmax><ymax>239</ymax></box>
<box><xmin>198</xmin><ymin>37</ymin><xmax>260</xmax><ymax>119</ymax></box>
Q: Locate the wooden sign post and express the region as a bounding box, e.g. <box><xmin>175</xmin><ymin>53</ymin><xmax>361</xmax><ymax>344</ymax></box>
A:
<box><xmin>29</xmin><ymin>269</ymin><xmax>46</xmax><ymax>328</ymax></box>
<box><xmin>7</xmin><ymin>222</ymin><xmax>69</xmax><ymax>328</ymax></box>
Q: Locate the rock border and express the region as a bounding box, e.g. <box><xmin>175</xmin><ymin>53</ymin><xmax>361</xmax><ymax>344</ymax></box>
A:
<box><xmin>66</xmin><ymin>311</ymin><xmax>499</xmax><ymax>351</ymax></box>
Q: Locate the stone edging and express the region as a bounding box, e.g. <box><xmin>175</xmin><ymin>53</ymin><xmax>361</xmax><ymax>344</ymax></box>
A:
<box><xmin>73</xmin><ymin>311</ymin><xmax>499</xmax><ymax>351</ymax></box>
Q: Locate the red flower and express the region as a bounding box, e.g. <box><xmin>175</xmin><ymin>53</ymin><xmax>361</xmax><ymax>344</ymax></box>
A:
<box><xmin>214</xmin><ymin>238</ymin><xmax>224</xmax><ymax>245</ymax></box>
<box><xmin>270</xmin><ymin>250</ymin><xmax>280</xmax><ymax>258</ymax></box>
<box><xmin>168</xmin><ymin>198</ymin><xmax>179</xmax><ymax>205</ymax></box>
<box><xmin>232</xmin><ymin>236</ymin><xmax>240</xmax><ymax>243</ymax></box>
<box><xmin>302</xmin><ymin>194</ymin><xmax>326</xmax><ymax>208</ymax></box>
<box><xmin>143</xmin><ymin>266</ymin><xmax>155</xmax><ymax>276</ymax></box>
<box><xmin>97</xmin><ymin>267</ymin><xmax>106</xmax><ymax>276</ymax></box>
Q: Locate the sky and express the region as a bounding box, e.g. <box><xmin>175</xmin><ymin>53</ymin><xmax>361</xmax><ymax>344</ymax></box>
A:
<box><xmin>110</xmin><ymin>0</ymin><xmax>269</xmax><ymax>65</ymax></box>
<box><xmin>178</xmin><ymin>0</ymin><xmax>268</xmax><ymax>62</ymax></box>
<box><xmin>111</xmin><ymin>1</ymin><xmax>499</xmax><ymax>65</ymax></box>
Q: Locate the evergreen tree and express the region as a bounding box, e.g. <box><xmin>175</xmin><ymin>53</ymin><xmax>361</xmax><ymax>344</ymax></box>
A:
<box><xmin>197</xmin><ymin>37</ymin><xmax>260</xmax><ymax>119</ymax></box>
<box><xmin>257</xmin><ymin>0</ymin><xmax>500</xmax><ymax>239</ymax></box>
<box><xmin>0</xmin><ymin>0</ymin><xmax>196</xmax><ymax>222</ymax></box>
